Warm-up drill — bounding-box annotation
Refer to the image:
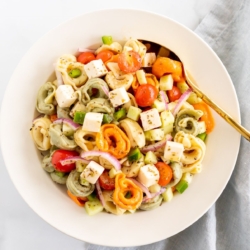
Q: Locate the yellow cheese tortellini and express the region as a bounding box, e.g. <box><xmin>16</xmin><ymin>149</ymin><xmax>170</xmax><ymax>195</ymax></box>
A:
<box><xmin>30</xmin><ymin>116</ymin><xmax>52</xmax><ymax>151</ymax></box>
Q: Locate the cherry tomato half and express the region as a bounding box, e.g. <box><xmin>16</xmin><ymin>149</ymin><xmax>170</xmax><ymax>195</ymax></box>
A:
<box><xmin>99</xmin><ymin>171</ymin><xmax>115</xmax><ymax>190</ymax></box>
<box><xmin>96</xmin><ymin>50</ymin><xmax>114</xmax><ymax>63</ymax></box>
<box><xmin>118</xmin><ymin>50</ymin><xmax>142</xmax><ymax>73</ymax></box>
<box><xmin>167</xmin><ymin>86</ymin><xmax>182</xmax><ymax>102</ymax></box>
<box><xmin>135</xmin><ymin>84</ymin><xmax>158</xmax><ymax>107</ymax></box>
<box><xmin>51</xmin><ymin>149</ymin><xmax>79</xmax><ymax>172</ymax></box>
<box><xmin>155</xmin><ymin>162</ymin><xmax>173</xmax><ymax>186</ymax></box>
<box><xmin>77</xmin><ymin>52</ymin><xmax>96</xmax><ymax>64</ymax></box>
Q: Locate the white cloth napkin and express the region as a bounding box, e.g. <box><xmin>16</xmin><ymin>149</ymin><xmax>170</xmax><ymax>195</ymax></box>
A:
<box><xmin>86</xmin><ymin>0</ymin><xmax>250</xmax><ymax>249</ymax></box>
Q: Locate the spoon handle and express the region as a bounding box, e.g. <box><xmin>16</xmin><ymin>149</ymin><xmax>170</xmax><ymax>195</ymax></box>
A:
<box><xmin>185</xmin><ymin>71</ymin><xmax>250</xmax><ymax>141</ymax></box>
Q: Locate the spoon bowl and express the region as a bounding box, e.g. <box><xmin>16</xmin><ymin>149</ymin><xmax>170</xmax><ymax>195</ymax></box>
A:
<box><xmin>142</xmin><ymin>39</ymin><xmax>250</xmax><ymax>141</ymax></box>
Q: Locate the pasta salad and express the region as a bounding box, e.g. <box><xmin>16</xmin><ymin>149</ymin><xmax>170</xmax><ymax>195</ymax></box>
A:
<box><xmin>30</xmin><ymin>36</ymin><xmax>215</xmax><ymax>215</ymax></box>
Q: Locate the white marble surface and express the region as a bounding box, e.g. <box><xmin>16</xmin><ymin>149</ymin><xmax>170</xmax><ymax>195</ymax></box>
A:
<box><xmin>0</xmin><ymin>0</ymin><xmax>216</xmax><ymax>249</ymax></box>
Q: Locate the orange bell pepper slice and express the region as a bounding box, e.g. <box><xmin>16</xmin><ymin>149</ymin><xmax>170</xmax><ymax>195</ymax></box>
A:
<box><xmin>67</xmin><ymin>190</ymin><xmax>88</xmax><ymax>207</ymax></box>
<box><xmin>152</xmin><ymin>57</ymin><xmax>184</xmax><ymax>82</ymax></box>
<box><xmin>113</xmin><ymin>173</ymin><xmax>143</xmax><ymax>210</ymax></box>
<box><xmin>192</xmin><ymin>101</ymin><xmax>215</xmax><ymax>133</ymax></box>
<box><xmin>96</xmin><ymin>124</ymin><xmax>131</xmax><ymax>159</ymax></box>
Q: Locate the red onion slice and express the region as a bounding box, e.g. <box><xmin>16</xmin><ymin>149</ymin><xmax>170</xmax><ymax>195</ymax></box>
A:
<box><xmin>141</xmin><ymin>134</ymin><xmax>172</xmax><ymax>153</ymax></box>
<box><xmin>53</xmin><ymin>118</ymin><xmax>80</xmax><ymax>130</ymax></box>
<box><xmin>160</xmin><ymin>90</ymin><xmax>169</xmax><ymax>110</ymax></box>
<box><xmin>128</xmin><ymin>178</ymin><xmax>152</xmax><ymax>199</ymax></box>
<box><xmin>142</xmin><ymin>187</ymin><xmax>166</xmax><ymax>202</ymax></box>
<box><xmin>60</xmin><ymin>156</ymin><xmax>90</xmax><ymax>166</ymax></box>
<box><xmin>102</xmin><ymin>86</ymin><xmax>109</xmax><ymax>96</ymax></box>
<box><xmin>172</xmin><ymin>89</ymin><xmax>192</xmax><ymax>116</ymax></box>
<box><xmin>80</xmin><ymin>151</ymin><xmax>121</xmax><ymax>171</ymax></box>
<box><xmin>96</xmin><ymin>179</ymin><xmax>106</xmax><ymax>207</ymax></box>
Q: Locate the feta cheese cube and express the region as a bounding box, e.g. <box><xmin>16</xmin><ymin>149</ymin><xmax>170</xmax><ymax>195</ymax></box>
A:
<box><xmin>164</xmin><ymin>141</ymin><xmax>184</xmax><ymax>162</ymax></box>
<box><xmin>138</xmin><ymin>164</ymin><xmax>160</xmax><ymax>187</ymax></box>
<box><xmin>82</xmin><ymin>112</ymin><xmax>103</xmax><ymax>132</ymax></box>
<box><xmin>140</xmin><ymin>108</ymin><xmax>162</xmax><ymax>131</ymax></box>
<box><xmin>83</xmin><ymin>59</ymin><xmax>108</xmax><ymax>79</ymax></box>
<box><xmin>55</xmin><ymin>85</ymin><xmax>76</xmax><ymax>108</ymax></box>
<box><xmin>141</xmin><ymin>53</ymin><xmax>156</xmax><ymax>67</ymax></box>
<box><xmin>108</xmin><ymin>87</ymin><xmax>130</xmax><ymax>107</ymax></box>
<box><xmin>80</xmin><ymin>161</ymin><xmax>104</xmax><ymax>184</ymax></box>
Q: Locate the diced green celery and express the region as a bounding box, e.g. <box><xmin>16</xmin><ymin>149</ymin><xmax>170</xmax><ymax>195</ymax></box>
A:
<box><xmin>162</xmin><ymin>187</ymin><xmax>173</xmax><ymax>202</ymax></box>
<box><xmin>127</xmin><ymin>106</ymin><xmax>142</xmax><ymax>121</ymax></box>
<box><xmin>114</xmin><ymin>108</ymin><xmax>126</xmax><ymax>121</ymax></box>
<box><xmin>54</xmin><ymin>170</ymin><xmax>66</xmax><ymax>178</ymax></box>
<box><xmin>197</xmin><ymin>132</ymin><xmax>207</xmax><ymax>141</ymax></box>
<box><xmin>102</xmin><ymin>113</ymin><xmax>113</xmax><ymax>124</ymax></box>
<box><xmin>144</xmin><ymin>151</ymin><xmax>158</xmax><ymax>164</ymax></box>
<box><xmin>85</xmin><ymin>200</ymin><xmax>103</xmax><ymax>215</ymax></box>
<box><xmin>102</xmin><ymin>36</ymin><xmax>113</xmax><ymax>45</ymax></box>
<box><xmin>73</xmin><ymin>111</ymin><xmax>86</xmax><ymax>124</ymax></box>
<box><xmin>128</xmin><ymin>147</ymin><xmax>141</xmax><ymax>162</ymax></box>
<box><xmin>144</xmin><ymin>128</ymin><xmax>164</xmax><ymax>141</ymax></box>
<box><xmin>68</xmin><ymin>68</ymin><xmax>81</xmax><ymax>78</ymax></box>
<box><xmin>175</xmin><ymin>179</ymin><xmax>188</xmax><ymax>194</ymax></box>
<box><xmin>160</xmin><ymin>110</ymin><xmax>174</xmax><ymax>134</ymax></box>
<box><xmin>159</xmin><ymin>74</ymin><xmax>173</xmax><ymax>91</ymax></box>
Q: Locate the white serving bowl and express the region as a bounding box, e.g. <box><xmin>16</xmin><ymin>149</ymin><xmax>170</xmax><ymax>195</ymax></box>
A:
<box><xmin>0</xmin><ymin>9</ymin><xmax>240</xmax><ymax>247</ymax></box>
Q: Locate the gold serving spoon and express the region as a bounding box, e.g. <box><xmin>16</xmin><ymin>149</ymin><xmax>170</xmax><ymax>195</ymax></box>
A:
<box><xmin>142</xmin><ymin>40</ymin><xmax>250</xmax><ymax>141</ymax></box>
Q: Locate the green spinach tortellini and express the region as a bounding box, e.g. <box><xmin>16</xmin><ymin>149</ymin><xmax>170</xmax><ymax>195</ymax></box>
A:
<box><xmin>36</xmin><ymin>82</ymin><xmax>56</xmax><ymax>115</ymax></box>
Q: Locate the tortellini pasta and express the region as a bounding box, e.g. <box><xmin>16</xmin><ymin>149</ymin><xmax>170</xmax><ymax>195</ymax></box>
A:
<box><xmin>36</xmin><ymin>82</ymin><xmax>56</xmax><ymax>115</ymax></box>
<box><xmin>121</xmin><ymin>155</ymin><xmax>144</xmax><ymax>177</ymax></box>
<box><xmin>139</xmin><ymin>195</ymin><xmax>163</xmax><ymax>211</ymax></box>
<box><xmin>102</xmin><ymin>190</ymin><xmax>126</xmax><ymax>215</ymax></box>
<box><xmin>66</xmin><ymin>170</ymin><xmax>95</xmax><ymax>198</ymax></box>
<box><xmin>123</xmin><ymin>38</ymin><xmax>147</xmax><ymax>60</ymax></box>
<box><xmin>105</xmin><ymin>71</ymin><xmax>133</xmax><ymax>90</ymax></box>
<box><xmin>74</xmin><ymin>128</ymin><xmax>97</xmax><ymax>151</ymax></box>
<box><xmin>95</xmin><ymin>41</ymin><xmax>122</xmax><ymax>54</ymax></box>
<box><xmin>86</xmin><ymin>98</ymin><xmax>114</xmax><ymax>114</ymax></box>
<box><xmin>49</xmin><ymin>123</ymin><xmax>77</xmax><ymax>150</ymax></box>
<box><xmin>30</xmin><ymin>116</ymin><xmax>52</xmax><ymax>151</ymax></box>
<box><xmin>76</xmin><ymin>77</ymin><xmax>109</xmax><ymax>104</ymax></box>
<box><xmin>56</xmin><ymin>54</ymin><xmax>88</xmax><ymax>90</ymax></box>
<box><xmin>175</xmin><ymin>109</ymin><xmax>203</xmax><ymax>136</ymax></box>
<box><xmin>174</xmin><ymin>131</ymin><xmax>206</xmax><ymax>173</ymax></box>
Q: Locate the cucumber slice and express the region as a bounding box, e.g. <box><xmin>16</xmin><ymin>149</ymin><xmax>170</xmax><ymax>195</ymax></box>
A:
<box><xmin>148</xmin><ymin>183</ymin><xmax>161</xmax><ymax>193</ymax></box>
<box><xmin>127</xmin><ymin>106</ymin><xmax>142</xmax><ymax>121</ymax></box>
<box><xmin>144</xmin><ymin>151</ymin><xmax>158</xmax><ymax>164</ymax></box>
<box><xmin>177</xmin><ymin>82</ymin><xmax>201</xmax><ymax>104</ymax></box>
<box><xmin>159</xmin><ymin>74</ymin><xmax>173</xmax><ymax>91</ymax></box>
<box><xmin>102</xmin><ymin>36</ymin><xmax>113</xmax><ymax>45</ymax></box>
<box><xmin>160</xmin><ymin>110</ymin><xmax>174</xmax><ymax>134</ymax></box>
<box><xmin>76</xmin><ymin>161</ymin><xmax>87</xmax><ymax>172</ymax></box>
<box><xmin>144</xmin><ymin>128</ymin><xmax>164</xmax><ymax>141</ymax></box>
<box><xmin>162</xmin><ymin>187</ymin><xmax>173</xmax><ymax>202</ymax></box>
<box><xmin>136</xmin><ymin>70</ymin><xmax>147</xmax><ymax>84</ymax></box>
<box><xmin>85</xmin><ymin>200</ymin><xmax>103</xmax><ymax>215</ymax></box>
<box><xmin>87</xmin><ymin>192</ymin><xmax>98</xmax><ymax>202</ymax></box>
<box><xmin>152</xmin><ymin>99</ymin><xmax>165</xmax><ymax>112</ymax></box>
<box><xmin>114</xmin><ymin>108</ymin><xmax>126</xmax><ymax>121</ymax></box>
<box><xmin>128</xmin><ymin>147</ymin><xmax>141</xmax><ymax>162</ymax></box>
